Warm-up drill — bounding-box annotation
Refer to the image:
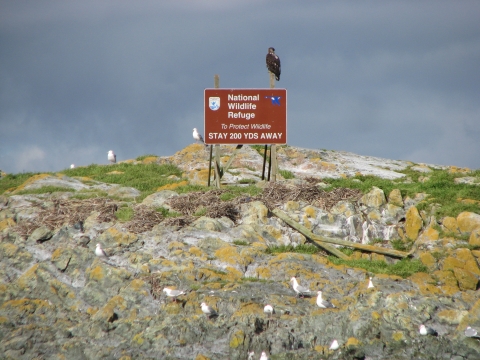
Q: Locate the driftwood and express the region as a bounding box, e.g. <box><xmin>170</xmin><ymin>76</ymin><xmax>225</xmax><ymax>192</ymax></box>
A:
<box><xmin>271</xmin><ymin>208</ymin><xmax>410</xmax><ymax>259</ymax></box>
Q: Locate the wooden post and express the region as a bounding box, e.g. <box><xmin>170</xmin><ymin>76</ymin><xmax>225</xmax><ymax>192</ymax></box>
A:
<box><xmin>213</xmin><ymin>75</ymin><xmax>221</xmax><ymax>188</ymax></box>
<box><xmin>269</xmin><ymin>72</ymin><xmax>277</xmax><ymax>182</ymax></box>
<box><xmin>261</xmin><ymin>145</ymin><xmax>268</xmax><ymax>180</ymax></box>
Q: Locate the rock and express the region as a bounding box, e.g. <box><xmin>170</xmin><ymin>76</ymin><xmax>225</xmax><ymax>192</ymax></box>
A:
<box><xmin>142</xmin><ymin>190</ymin><xmax>179</xmax><ymax>209</ymax></box>
<box><xmin>28</xmin><ymin>226</ymin><xmax>53</xmax><ymax>242</ymax></box>
<box><xmin>405</xmin><ymin>206</ymin><xmax>423</xmax><ymax>240</ymax></box>
<box><xmin>360</xmin><ymin>186</ymin><xmax>386</xmax><ymax>208</ymax></box>
<box><xmin>457</xmin><ymin>212</ymin><xmax>480</xmax><ymax>233</ymax></box>
<box><xmin>387</xmin><ymin>189</ymin><xmax>404</xmax><ymax>207</ymax></box>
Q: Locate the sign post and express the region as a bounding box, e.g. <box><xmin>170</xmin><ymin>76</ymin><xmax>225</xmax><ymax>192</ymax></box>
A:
<box><xmin>204</xmin><ymin>81</ymin><xmax>287</xmax><ymax>187</ymax></box>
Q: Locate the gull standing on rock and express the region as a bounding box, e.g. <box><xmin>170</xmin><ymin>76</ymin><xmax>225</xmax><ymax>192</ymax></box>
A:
<box><xmin>419</xmin><ymin>324</ymin><xmax>438</xmax><ymax>336</ymax></box>
<box><xmin>264</xmin><ymin>304</ymin><xmax>274</xmax><ymax>317</ymax></box>
<box><xmin>368</xmin><ymin>277</ymin><xmax>374</xmax><ymax>289</ymax></box>
<box><xmin>316</xmin><ymin>291</ymin><xmax>335</xmax><ymax>309</ymax></box>
<box><xmin>201</xmin><ymin>302</ymin><xmax>217</xmax><ymax>319</ymax></box>
<box><xmin>108</xmin><ymin>150</ymin><xmax>116</xmax><ymax>164</ymax></box>
<box><xmin>95</xmin><ymin>243</ymin><xmax>108</xmax><ymax>258</ymax></box>
<box><xmin>290</xmin><ymin>277</ymin><xmax>311</xmax><ymax>298</ymax></box>
<box><xmin>329</xmin><ymin>339</ymin><xmax>339</xmax><ymax>350</ymax></box>
<box><xmin>465</xmin><ymin>326</ymin><xmax>480</xmax><ymax>338</ymax></box>
<box><xmin>193</xmin><ymin>128</ymin><xmax>206</xmax><ymax>146</ymax></box>
<box><xmin>259</xmin><ymin>351</ymin><xmax>269</xmax><ymax>360</ymax></box>
<box><xmin>163</xmin><ymin>288</ymin><xmax>186</xmax><ymax>302</ymax></box>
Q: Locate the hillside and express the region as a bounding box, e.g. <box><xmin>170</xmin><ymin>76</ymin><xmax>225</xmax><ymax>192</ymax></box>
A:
<box><xmin>1</xmin><ymin>144</ymin><xmax>480</xmax><ymax>359</ymax></box>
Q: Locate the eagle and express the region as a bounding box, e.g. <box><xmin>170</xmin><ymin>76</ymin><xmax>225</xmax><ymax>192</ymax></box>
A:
<box><xmin>266</xmin><ymin>47</ymin><xmax>281</xmax><ymax>81</ymax></box>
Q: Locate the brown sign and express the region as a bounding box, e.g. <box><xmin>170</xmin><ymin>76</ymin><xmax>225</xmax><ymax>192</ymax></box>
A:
<box><xmin>204</xmin><ymin>88</ymin><xmax>287</xmax><ymax>144</ymax></box>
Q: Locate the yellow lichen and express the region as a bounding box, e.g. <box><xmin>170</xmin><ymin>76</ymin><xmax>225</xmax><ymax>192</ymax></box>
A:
<box><xmin>157</xmin><ymin>181</ymin><xmax>188</xmax><ymax>191</ymax></box>
<box><xmin>392</xmin><ymin>331</ymin><xmax>405</xmax><ymax>341</ymax></box>
<box><xmin>88</xmin><ymin>265</ymin><xmax>105</xmax><ymax>281</ymax></box>
<box><xmin>229</xmin><ymin>329</ymin><xmax>245</xmax><ymax>348</ymax></box>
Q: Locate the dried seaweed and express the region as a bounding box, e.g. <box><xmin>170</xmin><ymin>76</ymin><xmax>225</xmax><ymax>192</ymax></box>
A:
<box><xmin>12</xmin><ymin>197</ymin><xmax>119</xmax><ymax>237</ymax></box>
<box><xmin>121</xmin><ymin>205</ymin><xmax>163</xmax><ymax>234</ymax></box>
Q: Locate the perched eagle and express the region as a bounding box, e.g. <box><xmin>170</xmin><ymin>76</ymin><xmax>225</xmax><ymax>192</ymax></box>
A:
<box><xmin>266</xmin><ymin>47</ymin><xmax>281</xmax><ymax>81</ymax></box>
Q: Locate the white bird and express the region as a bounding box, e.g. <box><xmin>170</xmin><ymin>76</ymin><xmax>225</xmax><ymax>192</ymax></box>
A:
<box><xmin>108</xmin><ymin>150</ymin><xmax>116</xmax><ymax>164</ymax></box>
<box><xmin>465</xmin><ymin>326</ymin><xmax>480</xmax><ymax>338</ymax></box>
<box><xmin>329</xmin><ymin>339</ymin><xmax>339</xmax><ymax>350</ymax></box>
<box><xmin>193</xmin><ymin>128</ymin><xmax>206</xmax><ymax>145</ymax></box>
<box><xmin>368</xmin><ymin>277</ymin><xmax>374</xmax><ymax>289</ymax></box>
<box><xmin>264</xmin><ymin>304</ymin><xmax>274</xmax><ymax>317</ymax></box>
<box><xmin>70</xmin><ymin>164</ymin><xmax>75</xmax><ymax>169</ymax></box>
<box><xmin>290</xmin><ymin>277</ymin><xmax>311</xmax><ymax>297</ymax></box>
<box><xmin>316</xmin><ymin>291</ymin><xmax>335</xmax><ymax>309</ymax></box>
<box><xmin>247</xmin><ymin>351</ymin><xmax>255</xmax><ymax>360</ymax></box>
<box><xmin>163</xmin><ymin>288</ymin><xmax>186</xmax><ymax>302</ymax></box>
<box><xmin>201</xmin><ymin>302</ymin><xmax>217</xmax><ymax>319</ymax></box>
<box><xmin>95</xmin><ymin>243</ymin><xmax>108</xmax><ymax>258</ymax></box>
<box><xmin>259</xmin><ymin>351</ymin><xmax>269</xmax><ymax>360</ymax></box>
<box><xmin>419</xmin><ymin>324</ymin><xmax>438</xmax><ymax>336</ymax></box>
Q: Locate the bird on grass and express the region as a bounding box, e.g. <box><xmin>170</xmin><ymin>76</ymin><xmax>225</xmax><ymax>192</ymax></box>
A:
<box><xmin>163</xmin><ymin>288</ymin><xmax>186</xmax><ymax>302</ymax></box>
<box><xmin>108</xmin><ymin>150</ymin><xmax>116</xmax><ymax>164</ymax></box>
<box><xmin>290</xmin><ymin>277</ymin><xmax>311</xmax><ymax>298</ymax></box>
<box><xmin>201</xmin><ymin>302</ymin><xmax>217</xmax><ymax>319</ymax></box>
<box><xmin>95</xmin><ymin>243</ymin><xmax>108</xmax><ymax>258</ymax></box>
<box><xmin>266</xmin><ymin>47</ymin><xmax>281</xmax><ymax>81</ymax></box>
<box><xmin>316</xmin><ymin>291</ymin><xmax>335</xmax><ymax>309</ymax></box>
<box><xmin>419</xmin><ymin>324</ymin><xmax>438</xmax><ymax>336</ymax></box>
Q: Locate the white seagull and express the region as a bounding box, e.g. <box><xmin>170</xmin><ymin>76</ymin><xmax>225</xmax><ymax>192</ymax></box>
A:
<box><xmin>108</xmin><ymin>150</ymin><xmax>116</xmax><ymax>164</ymax></box>
<box><xmin>316</xmin><ymin>291</ymin><xmax>335</xmax><ymax>309</ymax></box>
<box><xmin>193</xmin><ymin>128</ymin><xmax>206</xmax><ymax>145</ymax></box>
<box><xmin>465</xmin><ymin>326</ymin><xmax>480</xmax><ymax>338</ymax></box>
<box><xmin>264</xmin><ymin>304</ymin><xmax>274</xmax><ymax>317</ymax></box>
<box><xmin>247</xmin><ymin>351</ymin><xmax>255</xmax><ymax>360</ymax></box>
<box><xmin>368</xmin><ymin>277</ymin><xmax>374</xmax><ymax>289</ymax></box>
<box><xmin>329</xmin><ymin>339</ymin><xmax>339</xmax><ymax>350</ymax></box>
<box><xmin>290</xmin><ymin>277</ymin><xmax>311</xmax><ymax>297</ymax></box>
<box><xmin>259</xmin><ymin>351</ymin><xmax>269</xmax><ymax>360</ymax></box>
<box><xmin>70</xmin><ymin>164</ymin><xmax>75</xmax><ymax>169</ymax></box>
<box><xmin>419</xmin><ymin>324</ymin><xmax>438</xmax><ymax>336</ymax></box>
<box><xmin>95</xmin><ymin>243</ymin><xmax>108</xmax><ymax>258</ymax></box>
<box><xmin>163</xmin><ymin>288</ymin><xmax>186</xmax><ymax>302</ymax></box>
<box><xmin>201</xmin><ymin>302</ymin><xmax>217</xmax><ymax>319</ymax></box>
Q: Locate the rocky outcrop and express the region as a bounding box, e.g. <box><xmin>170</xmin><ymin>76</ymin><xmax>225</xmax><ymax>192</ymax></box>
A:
<box><xmin>1</xmin><ymin>146</ymin><xmax>480</xmax><ymax>359</ymax></box>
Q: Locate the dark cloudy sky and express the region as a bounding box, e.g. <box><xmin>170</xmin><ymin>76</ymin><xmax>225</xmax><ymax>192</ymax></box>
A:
<box><xmin>1</xmin><ymin>1</ymin><xmax>480</xmax><ymax>173</ymax></box>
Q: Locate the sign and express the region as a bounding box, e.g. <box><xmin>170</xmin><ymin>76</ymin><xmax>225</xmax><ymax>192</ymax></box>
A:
<box><xmin>204</xmin><ymin>88</ymin><xmax>287</xmax><ymax>144</ymax></box>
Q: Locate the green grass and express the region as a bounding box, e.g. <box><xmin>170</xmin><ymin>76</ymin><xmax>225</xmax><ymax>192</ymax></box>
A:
<box><xmin>233</xmin><ymin>240</ymin><xmax>250</xmax><ymax>246</ymax></box>
<box><xmin>279</xmin><ymin>169</ymin><xmax>295</xmax><ymax>179</ymax></box>
<box><xmin>156</xmin><ymin>207</ymin><xmax>182</xmax><ymax>218</ymax></box>
<box><xmin>327</xmin><ymin>257</ymin><xmax>428</xmax><ymax>278</ymax></box>
<box><xmin>13</xmin><ymin>186</ymin><xmax>75</xmax><ymax>195</ymax></box>
<box><xmin>266</xmin><ymin>244</ymin><xmax>321</xmax><ymax>255</ymax></box>
<box><xmin>0</xmin><ymin>172</ymin><xmax>38</xmax><ymax>194</ymax></box>
<box><xmin>321</xmin><ymin>168</ymin><xmax>480</xmax><ymax>219</ymax></box>
<box><xmin>115</xmin><ymin>206</ymin><xmax>134</xmax><ymax>222</ymax></box>
<box><xmin>135</xmin><ymin>154</ymin><xmax>158</xmax><ymax>161</ymax></box>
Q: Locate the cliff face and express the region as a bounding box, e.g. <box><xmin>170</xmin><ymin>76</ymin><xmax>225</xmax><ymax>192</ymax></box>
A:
<box><xmin>1</xmin><ymin>145</ymin><xmax>480</xmax><ymax>360</ymax></box>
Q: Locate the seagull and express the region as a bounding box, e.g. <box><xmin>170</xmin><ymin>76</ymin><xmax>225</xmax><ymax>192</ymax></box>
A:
<box><xmin>264</xmin><ymin>304</ymin><xmax>274</xmax><ymax>317</ymax></box>
<box><xmin>368</xmin><ymin>277</ymin><xmax>374</xmax><ymax>289</ymax></box>
<box><xmin>290</xmin><ymin>277</ymin><xmax>311</xmax><ymax>297</ymax></box>
<box><xmin>465</xmin><ymin>326</ymin><xmax>480</xmax><ymax>338</ymax></box>
<box><xmin>193</xmin><ymin>128</ymin><xmax>206</xmax><ymax>146</ymax></box>
<box><xmin>108</xmin><ymin>150</ymin><xmax>116</xmax><ymax>164</ymax></box>
<box><xmin>70</xmin><ymin>164</ymin><xmax>75</xmax><ymax>169</ymax></box>
<box><xmin>201</xmin><ymin>302</ymin><xmax>217</xmax><ymax>319</ymax></box>
<box><xmin>95</xmin><ymin>243</ymin><xmax>108</xmax><ymax>258</ymax></box>
<box><xmin>247</xmin><ymin>351</ymin><xmax>255</xmax><ymax>360</ymax></box>
<box><xmin>163</xmin><ymin>288</ymin><xmax>186</xmax><ymax>302</ymax></box>
<box><xmin>316</xmin><ymin>291</ymin><xmax>335</xmax><ymax>309</ymax></box>
<box><xmin>419</xmin><ymin>324</ymin><xmax>438</xmax><ymax>336</ymax></box>
<box><xmin>329</xmin><ymin>339</ymin><xmax>339</xmax><ymax>350</ymax></box>
<box><xmin>259</xmin><ymin>351</ymin><xmax>269</xmax><ymax>360</ymax></box>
